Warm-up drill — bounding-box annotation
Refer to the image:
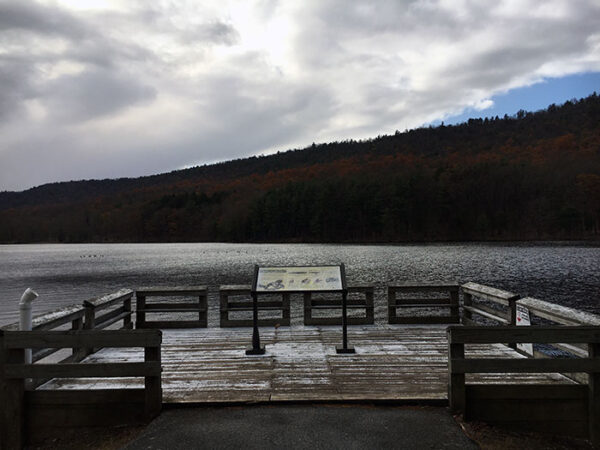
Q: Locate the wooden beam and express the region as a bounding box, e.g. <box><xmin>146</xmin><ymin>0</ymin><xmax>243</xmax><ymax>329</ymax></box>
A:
<box><xmin>4</xmin><ymin>362</ymin><xmax>161</xmax><ymax>379</ymax></box>
<box><xmin>451</xmin><ymin>357</ymin><xmax>600</xmax><ymax>374</ymax></box>
<box><xmin>3</xmin><ymin>330</ymin><xmax>162</xmax><ymax>349</ymax></box>
<box><xmin>448</xmin><ymin>326</ymin><xmax>600</xmax><ymax>344</ymax></box>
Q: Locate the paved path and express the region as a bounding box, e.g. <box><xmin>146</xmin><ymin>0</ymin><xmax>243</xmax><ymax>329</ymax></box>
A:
<box><xmin>124</xmin><ymin>404</ymin><xmax>478</xmax><ymax>450</ymax></box>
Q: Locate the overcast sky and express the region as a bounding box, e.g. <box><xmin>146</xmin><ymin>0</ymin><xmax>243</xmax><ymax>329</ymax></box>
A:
<box><xmin>1</xmin><ymin>0</ymin><xmax>599</xmax><ymax>192</ymax></box>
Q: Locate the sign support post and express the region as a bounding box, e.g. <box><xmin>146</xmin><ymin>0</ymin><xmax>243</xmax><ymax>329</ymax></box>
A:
<box><xmin>247</xmin><ymin>264</ymin><xmax>354</xmax><ymax>355</ymax></box>
<box><xmin>246</xmin><ymin>265</ymin><xmax>265</xmax><ymax>355</ymax></box>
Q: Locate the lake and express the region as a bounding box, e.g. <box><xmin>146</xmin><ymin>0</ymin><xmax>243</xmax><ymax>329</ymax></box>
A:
<box><xmin>1</xmin><ymin>242</ymin><xmax>599</xmax><ymax>327</ymax></box>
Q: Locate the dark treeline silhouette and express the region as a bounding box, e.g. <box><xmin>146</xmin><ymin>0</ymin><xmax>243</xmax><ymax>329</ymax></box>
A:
<box><xmin>1</xmin><ymin>94</ymin><xmax>599</xmax><ymax>243</ymax></box>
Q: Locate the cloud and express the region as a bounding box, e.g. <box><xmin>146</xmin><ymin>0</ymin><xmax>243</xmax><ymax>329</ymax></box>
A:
<box><xmin>0</xmin><ymin>0</ymin><xmax>599</xmax><ymax>191</ymax></box>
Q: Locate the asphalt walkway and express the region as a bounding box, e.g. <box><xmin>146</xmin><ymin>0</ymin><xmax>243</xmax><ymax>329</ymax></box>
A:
<box><xmin>124</xmin><ymin>404</ymin><xmax>478</xmax><ymax>450</ymax></box>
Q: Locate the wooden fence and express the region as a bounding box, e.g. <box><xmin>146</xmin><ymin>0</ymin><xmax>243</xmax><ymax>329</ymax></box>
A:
<box><xmin>461</xmin><ymin>282</ymin><xmax>519</xmax><ymax>327</ymax></box>
<box><xmin>0</xmin><ymin>329</ymin><xmax>162</xmax><ymax>449</ymax></box>
<box><xmin>303</xmin><ymin>286</ymin><xmax>374</xmax><ymax>325</ymax></box>
<box><xmin>219</xmin><ymin>285</ymin><xmax>290</xmax><ymax>327</ymax></box>
<box><xmin>388</xmin><ymin>283</ymin><xmax>459</xmax><ymax>324</ymax></box>
<box><xmin>447</xmin><ymin>325</ymin><xmax>600</xmax><ymax>444</ymax></box>
<box><xmin>136</xmin><ymin>287</ymin><xmax>207</xmax><ymax>329</ymax></box>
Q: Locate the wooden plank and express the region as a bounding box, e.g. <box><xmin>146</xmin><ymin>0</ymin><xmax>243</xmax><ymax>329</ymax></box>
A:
<box><xmin>452</xmin><ymin>357</ymin><xmax>600</xmax><ymax>374</ymax></box>
<box><xmin>395</xmin><ymin>298</ymin><xmax>452</xmax><ymax>306</ymax></box>
<box><xmin>27</xmin><ymin>388</ymin><xmax>146</xmax><ymax>405</ymax></box>
<box><xmin>84</xmin><ymin>289</ymin><xmax>133</xmax><ymax>311</ymax></box>
<box><xmin>389</xmin><ymin>283</ymin><xmax>459</xmax><ymax>291</ymax></box>
<box><xmin>142</xmin><ymin>303</ymin><xmax>205</xmax><ymax>311</ymax></box>
<box><xmin>2</xmin><ymin>305</ymin><xmax>87</xmax><ymax>332</ymax></box>
<box><xmin>145</xmin><ymin>346</ymin><xmax>162</xmax><ymax>419</ymax></box>
<box><xmin>590</xmin><ymin>342</ymin><xmax>600</xmax><ymax>447</ymax></box>
<box><xmin>448</xmin><ymin>342</ymin><xmax>465</xmax><ymax>413</ymax></box>
<box><xmin>5</xmin><ymin>362</ymin><xmax>161</xmax><ymax>379</ymax></box>
<box><xmin>448</xmin><ymin>326</ymin><xmax>600</xmax><ymax>344</ymax></box>
<box><xmin>94</xmin><ymin>311</ymin><xmax>133</xmax><ymax>330</ymax></box>
<box><xmin>3</xmin><ymin>330</ymin><xmax>162</xmax><ymax>349</ymax></box>
<box><xmin>141</xmin><ymin>320</ymin><xmax>207</xmax><ymax>329</ymax></box>
<box><xmin>136</xmin><ymin>286</ymin><xmax>207</xmax><ymax>296</ymax></box>
<box><xmin>519</xmin><ymin>297</ymin><xmax>600</xmax><ymax>326</ymax></box>
<box><xmin>1</xmin><ymin>346</ymin><xmax>25</xmax><ymax>450</ymax></box>
<box><xmin>462</xmin><ymin>305</ymin><xmax>509</xmax><ymax>324</ymax></box>
<box><xmin>390</xmin><ymin>316</ymin><xmax>458</xmax><ymax>325</ymax></box>
<box><xmin>466</xmin><ymin>384</ymin><xmax>587</xmax><ymax>400</ymax></box>
<box><xmin>461</xmin><ymin>282</ymin><xmax>519</xmax><ymax>305</ymax></box>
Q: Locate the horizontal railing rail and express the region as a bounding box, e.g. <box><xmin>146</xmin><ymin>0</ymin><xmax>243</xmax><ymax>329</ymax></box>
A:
<box><xmin>84</xmin><ymin>289</ymin><xmax>134</xmax><ymax>331</ymax></box>
<box><xmin>304</xmin><ymin>285</ymin><xmax>374</xmax><ymax>326</ymax></box>
<box><xmin>0</xmin><ymin>329</ymin><xmax>162</xmax><ymax>449</ymax></box>
<box><xmin>136</xmin><ymin>286</ymin><xmax>207</xmax><ymax>329</ymax></box>
<box><xmin>461</xmin><ymin>282</ymin><xmax>519</xmax><ymax>327</ymax></box>
<box><xmin>388</xmin><ymin>283</ymin><xmax>459</xmax><ymax>324</ymax></box>
<box><xmin>447</xmin><ymin>325</ymin><xmax>600</xmax><ymax>445</ymax></box>
<box><xmin>219</xmin><ymin>285</ymin><xmax>290</xmax><ymax>327</ymax></box>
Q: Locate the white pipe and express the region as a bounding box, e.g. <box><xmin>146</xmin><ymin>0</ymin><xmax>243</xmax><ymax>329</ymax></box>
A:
<box><xmin>19</xmin><ymin>288</ymin><xmax>39</xmax><ymax>365</ymax></box>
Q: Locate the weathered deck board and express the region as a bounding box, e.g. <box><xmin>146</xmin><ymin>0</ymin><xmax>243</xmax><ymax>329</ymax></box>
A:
<box><xmin>38</xmin><ymin>325</ymin><xmax>573</xmax><ymax>403</ymax></box>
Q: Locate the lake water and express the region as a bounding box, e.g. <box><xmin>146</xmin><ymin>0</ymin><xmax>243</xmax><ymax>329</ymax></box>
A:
<box><xmin>1</xmin><ymin>243</ymin><xmax>599</xmax><ymax>327</ymax></box>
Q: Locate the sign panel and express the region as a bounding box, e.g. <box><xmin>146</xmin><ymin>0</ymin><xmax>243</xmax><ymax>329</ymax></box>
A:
<box><xmin>516</xmin><ymin>304</ymin><xmax>534</xmax><ymax>356</ymax></box>
<box><xmin>255</xmin><ymin>265</ymin><xmax>343</xmax><ymax>292</ymax></box>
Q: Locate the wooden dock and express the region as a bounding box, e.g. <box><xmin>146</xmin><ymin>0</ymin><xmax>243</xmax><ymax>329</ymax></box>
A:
<box><xmin>39</xmin><ymin>324</ymin><xmax>572</xmax><ymax>403</ymax></box>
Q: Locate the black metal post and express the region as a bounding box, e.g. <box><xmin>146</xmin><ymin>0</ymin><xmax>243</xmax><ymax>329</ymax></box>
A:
<box><xmin>246</xmin><ymin>292</ymin><xmax>265</xmax><ymax>355</ymax></box>
<box><xmin>336</xmin><ymin>289</ymin><xmax>355</xmax><ymax>354</ymax></box>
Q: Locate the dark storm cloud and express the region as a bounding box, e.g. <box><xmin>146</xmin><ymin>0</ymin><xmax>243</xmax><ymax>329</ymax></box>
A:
<box><xmin>44</xmin><ymin>68</ymin><xmax>156</xmax><ymax>122</ymax></box>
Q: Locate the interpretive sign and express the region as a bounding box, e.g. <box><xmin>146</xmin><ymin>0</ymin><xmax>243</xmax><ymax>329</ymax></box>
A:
<box><xmin>246</xmin><ymin>264</ymin><xmax>353</xmax><ymax>355</ymax></box>
<box><xmin>255</xmin><ymin>265</ymin><xmax>344</xmax><ymax>292</ymax></box>
<box><xmin>516</xmin><ymin>304</ymin><xmax>533</xmax><ymax>356</ymax></box>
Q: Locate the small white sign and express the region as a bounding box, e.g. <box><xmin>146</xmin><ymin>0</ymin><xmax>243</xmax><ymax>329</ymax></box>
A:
<box><xmin>516</xmin><ymin>304</ymin><xmax>533</xmax><ymax>356</ymax></box>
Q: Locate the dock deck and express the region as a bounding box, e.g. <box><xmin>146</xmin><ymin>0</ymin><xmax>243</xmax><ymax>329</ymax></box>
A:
<box><xmin>39</xmin><ymin>324</ymin><xmax>572</xmax><ymax>403</ymax></box>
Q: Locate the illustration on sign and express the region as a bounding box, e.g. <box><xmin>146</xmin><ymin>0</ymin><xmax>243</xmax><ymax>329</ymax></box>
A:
<box><xmin>255</xmin><ymin>266</ymin><xmax>343</xmax><ymax>292</ymax></box>
<box><xmin>516</xmin><ymin>304</ymin><xmax>533</xmax><ymax>356</ymax></box>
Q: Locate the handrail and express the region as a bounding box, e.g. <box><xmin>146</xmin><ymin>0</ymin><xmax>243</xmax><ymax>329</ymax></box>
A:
<box><xmin>84</xmin><ymin>289</ymin><xmax>134</xmax><ymax>331</ymax></box>
<box><xmin>136</xmin><ymin>286</ymin><xmax>208</xmax><ymax>329</ymax></box>
<box><xmin>460</xmin><ymin>282</ymin><xmax>519</xmax><ymax>327</ymax></box>
<box><xmin>388</xmin><ymin>283</ymin><xmax>459</xmax><ymax>324</ymax></box>
<box><xmin>447</xmin><ymin>325</ymin><xmax>600</xmax><ymax>445</ymax></box>
<box><xmin>0</xmin><ymin>329</ymin><xmax>162</xmax><ymax>449</ymax></box>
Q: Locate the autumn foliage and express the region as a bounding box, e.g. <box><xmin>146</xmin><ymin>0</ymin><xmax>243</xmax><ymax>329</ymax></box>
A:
<box><xmin>1</xmin><ymin>94</ymin><xmax>599</xmax><ymax>243</ymax></box>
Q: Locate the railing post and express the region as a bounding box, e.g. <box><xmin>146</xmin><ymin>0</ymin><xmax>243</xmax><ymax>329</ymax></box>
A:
<box><xmin>83</xmin><ymin>302</ymin><xmax>96</xmax><ymax>356</ymax></box>
<box><xmin>71</xmin><ymin>316</ymin><xmax>84</xmax><ymax>361</ymax></box>
<box><xmin>507</xmin><ymin>297</ymin><xmax>519</xmax><ymax>349</ymax></box>
<box><xmin>144</xmin><ymin>334</ymin><xmax>162</xmax><ymax>420</ymax></box>
<box><xmin>388</xmin><ymin>287</ymin><xmax>396</xmax><ymax>323</ymax></box>
<box><xmin>282</xmin><ymin>293</ymin><xmax>291</xmax><ymax>325</ymax></box>
<box><xmin>462</xmin><ymin>292</ymin><xmax>473</xmax><ymax>325</ymax></box>
<box><xmin>365</xmin><ymin>287</ymin><xmax>374</xmax><ymax>324</ymax></box>
<box><xmin>123</xmin><ymin>295</ymin><xmax>133</xmax><ymax>329</ymax></box>
<box><xmin>447</xmin><ymin>328</ymin><xmax>465</xmax><ymax>414</ymax></box>
<box><xmin>589</xmin><ymin>342</ymin><xmax>600</xmax><ymax>447</ymax></box>
<box><xmin>136</xmin><ymin>294</ymin><xmax>146</xmax><ymax>329</ymax></box>
<box><xmin>1</xmin><ymin>337</ymin><xmax>25</xmax><ymax>450</ymax></box>
<box><xmin>450</xmin><ymin>287</ymin><xmax>460</xmax><ymax>323</ymax></box>
<box><xmin>303</xmin><ymin>292</ymin><xmax>311</xmax><ymax>325</ymax></box>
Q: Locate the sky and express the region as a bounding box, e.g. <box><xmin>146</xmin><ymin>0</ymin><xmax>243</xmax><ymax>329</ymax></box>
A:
<box><xmin>1</xmin><ymin>0</ymin><xmax>599</xmax><ymax>192</ymax></box>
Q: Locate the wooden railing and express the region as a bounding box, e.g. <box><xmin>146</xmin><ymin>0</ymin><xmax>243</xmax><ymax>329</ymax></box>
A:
<box><xmin>0</xmin><ymin>329</ymin><xmax>162</xmax><ymax>449</ymax></box>
<box><xmin>304</xmin><ymin>286</ymin><xmax>374</xmax><ymax>326</ymax></box>
<box><xmin>2</xmin><ymin>304</ymin><xmax>86</xmax><ymax>356</ymax></box>
<box><xmin>219</xmin><ymin>285</ymin><xmax>290</xmax><ymax>327</ymax></box>
<box><xmin>136</xmin><ymin>287</ymin><xmax>208</xmax><ymax>329</ymax></box>
<box><xmin>461</xmin><ymin>282</ymin><xmax>519</xmax><ymax>326</ymax></box>
<box><xmin>447</xmin><ymin>325</ymin><xmax>600</xmax><ymax>445</ymax></box>
<box><xmin>83</xmin><ymin>289</ymin><xmax>133</xmax><ymax>331</ymax></box>
<box><xmin>388</xmin><ymin>283</ymin><xmax>459</xmax><ymax>324</ymax></box>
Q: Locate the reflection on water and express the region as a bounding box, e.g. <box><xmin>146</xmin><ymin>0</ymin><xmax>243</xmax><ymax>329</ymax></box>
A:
<box><xmin>1</xmin><ymin>242</ymin><xmax>599</xmax><ymax>326</ymax></box>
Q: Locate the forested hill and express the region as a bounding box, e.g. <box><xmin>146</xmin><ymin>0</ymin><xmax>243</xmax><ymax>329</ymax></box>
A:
<box><xmin>1</xmin><ymin>94</ymin><xmax>599</xmax><ymax>243</ymax></box>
